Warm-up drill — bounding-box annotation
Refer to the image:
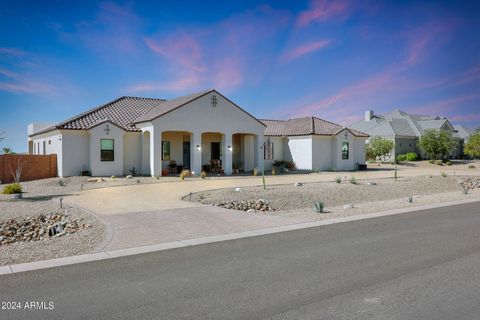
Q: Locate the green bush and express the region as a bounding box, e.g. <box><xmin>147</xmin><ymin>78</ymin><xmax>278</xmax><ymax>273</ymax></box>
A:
<box><xmin>396</xmin><ymin>154</ymin><xmax>407</xmax><ymax>162</ymax></box>
<box><xmin>435</xmin><ymin>160</ymin><xmax>444</xmax><ymax>166</ymax></box>
<box><xmin>335</xmin><ymin>176</ymin><xmax>342</xmax><ymax>184</ymax></box>
<box><xmin>3</xmin><ymin>183</ymin><xmax>22</xmax><ymax>194</ymax></box>
<box><xmin>272</xmin><ymin>160</ymin><xmax>296</xmax><ymax>170</ymax></box>
<box><xmin>441</xmin><ymin>172</ymin><xmax>447</xmax><ymax>177</ymax></box>
<box><xmin>406</xmin><ymin>152</ymin><xmax>418</xmax><ymax>161</ymax></box>
<box><xmin>468</xmin><ymin>165</ymin><xmax>476</xmax><ymax>169</ymax></box>
<box><xmin>349</xmin><ymin>176</ymin><xmax>357</xmax><ymax>184</ymax></box>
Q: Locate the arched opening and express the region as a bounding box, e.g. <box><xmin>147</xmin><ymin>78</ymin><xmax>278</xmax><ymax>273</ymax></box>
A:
<box><xmin>201</xmin><ymin>132</ymin><xmax>224</xmax><ymax>173</ymax></box>
<box><xmin>232</xmin><ymin>133</ymin><xmax>257</xmax><ymax>173</ymax></box>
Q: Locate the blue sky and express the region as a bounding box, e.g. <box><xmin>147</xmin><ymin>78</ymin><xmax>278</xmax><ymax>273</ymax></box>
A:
<box><xmin>1</xmin><ymin>0</ymin><xmax>479</xmax><ymax>152</ymax></box>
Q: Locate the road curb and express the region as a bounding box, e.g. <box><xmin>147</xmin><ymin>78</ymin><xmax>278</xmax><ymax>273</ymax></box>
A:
<box><xmin>1</xmin><ymin>198</ymin><xmax>479</xmax><ymax>276</ymax></box>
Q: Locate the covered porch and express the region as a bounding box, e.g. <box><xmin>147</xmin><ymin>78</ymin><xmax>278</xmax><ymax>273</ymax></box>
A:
<box><xmin>140</xmin><ymin>130</ymin><xmax>261</xmax><ymax>176</ymax></box>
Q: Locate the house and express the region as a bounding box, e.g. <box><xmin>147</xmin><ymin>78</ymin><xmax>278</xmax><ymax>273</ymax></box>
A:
<box><xmin>28</xmin><ymin>89</ymin><xmax>369</xmax><ymax>177</ymax></box>
<box><xmin>349</xmin><ymin>109</ymin><xmax>471</xmax><ymax>159</ymax></box>
<box><xmin>261</xmin><ymin>117</ymin><xmax>369</xmax><ymax>171</ymax></box>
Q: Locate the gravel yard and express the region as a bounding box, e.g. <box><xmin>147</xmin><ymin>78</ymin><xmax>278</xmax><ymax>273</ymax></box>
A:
<box><xmin>194</xmin><ymin>175</ymin><xmax>480</xmax><ymax>220</ymax></box>
<box><xmin>0</xmin><ymin>177</ymin><xmax>113</xmax><ymax>266</ymax></box>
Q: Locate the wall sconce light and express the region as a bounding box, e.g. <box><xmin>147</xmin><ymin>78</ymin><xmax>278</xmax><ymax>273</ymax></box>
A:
<box><xmin>196</xmin><ymin>145</ymin><xmax>201</xmax><ymax>151</ymax></box>
<box><xmin>228</xmin><ymin>145</ymin><xmax>232</xmax><ymax>151</ymax></box>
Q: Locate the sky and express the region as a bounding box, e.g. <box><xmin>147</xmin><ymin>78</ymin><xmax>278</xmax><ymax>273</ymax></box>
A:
<box><xmin>0</xmin><ymin>0</ymin><xmax>479</xmax><ymax>152</ymax></box>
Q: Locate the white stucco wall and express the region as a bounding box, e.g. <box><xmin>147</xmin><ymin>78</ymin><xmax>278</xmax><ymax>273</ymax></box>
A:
<box><xmin>124</xmin><ymin>132</ymin><xmax>142</xmax><ymax>174</ymax></box>
<box><xmin>287</xmin><ymin>136</ymin><xmax>313</xmax><ymax>170</ymax></box>
<box><xmin>312</xmin><ymin>136</ymin><xmax>334</xmax><ymax>171</ymax></box>
<box><xmin>263</xmin><ymin>136</ymin><xmax>284</xmax><ymax>170</ymax></box>
<box><xmin>353</xmin><ymin>137</ymin><xmax>367</xmax><ymax>165</ymax></box>
<box><xmin>61</xmin><ymin>131</ymin><xmax>89</xmax><ymax>177</ymax></box>
<box><xmin>137</xmin><ymin>91</ymin><xmax>265</xmax><ymax>176</ymax></box>
<box><xmin>88</xmin><ymin>123</ymin><xmax>125</xmax><ymax>177</ymax></box>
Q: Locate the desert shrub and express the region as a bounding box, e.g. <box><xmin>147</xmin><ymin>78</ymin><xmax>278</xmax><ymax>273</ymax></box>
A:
<box><xmin>253</xmin><ymin>167</ymin><xmax>260</xmax><ymax>176</ymax></box>
<box><xmin>468</xmin><ymin>165</ymin><xmax>476</xmax><ymax>169</ymax></box>
<box><xmin>314</xmin><ymin>201</ymin><xmax>325</xmax><ymax>213</ymax></box>
<box><xmin>200</xmin><ymin>171</ymin><xmax>207</xmax><ymax>179</ymax></box>
<box><xmin>462</xmin><ymin>188</ymin><xmax>469</xmax><ymax>195</ymax></box>
<box><xmin>111</xmin><ymin>175</ymin><xmax>117</xmax><ymax>179</ymax></box>
<box><xmin>335</xmin><ymin>176</ymin><xmax>342</xmax><ymax>184</ymax></box>
<box><xmin>273</xmin><ymin>160</ymin><xmax>295</xmax><ymax>170</ymax></box>
<box><xmin>396</xmin><ymin>154</ymin><xmax>407</xmax><ymax>162</ymax></box>
<box><xmin>129</xmin><ymin>167</ymin><xmax>138</xmax><ymax>177</ymax></box>
<box><xmin>405</xmin><ymin>152</ymin><xmax>418</xmax><ymax>161</ymax></box>
<box><xmin>408</xmin><ymin>196</ymin><xmax>413</xmax><ymax>203</ymax></box>
<box><xmin>435</xmin><ymin>160</ymin><xmax>444</xmax><ymax>166</ymax></box>
<box><xmin>180</xmin><ymin>170</ymin><xmax>189</xmax><ymax>180</ymax></box>
<box><xmin>441</xmin><ymin>172</ymin><xmax>447</xmax><ymax>177</ymax></box>
<box><xmin>445</xmin><ymin>161</ymin><xmax>452</xmax><ymax>166</ymax></box>
<box><xmin>58</xmin><ymin>180</ymin><xmax>65</xmax><ymax>186</ymax></box>
<box><xmin>272</xmin><ymin>167</ymin><xmax>277</xmax><ymax>175</ymax></box>
<box><xmin>428</xmin><ymin>159</ymin><xmax>435</xmax><ymax>164</ymax></box>
<box><xmin>349</xmin><ymin>176</ymin><xmax>357</xmax><ymax>184</ymax></box>
<box><xmin>3</xmin><ymin>183</ymin><xmax>22</xmax><ymax>194</ymax></box>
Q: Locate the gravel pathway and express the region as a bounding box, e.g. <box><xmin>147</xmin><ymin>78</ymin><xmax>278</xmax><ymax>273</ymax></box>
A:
<box><xmin>195</xmin><ymin>176</ymin><xmax>480</xmax><ymax>220</ymax></box>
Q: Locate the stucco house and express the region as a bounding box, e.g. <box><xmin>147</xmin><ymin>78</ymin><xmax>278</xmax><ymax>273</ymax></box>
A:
<box><xmin>28</xmin><ymin>89</ymin><xmax>368</xmax><ymax>177</ymax></box>
<box><xmin>350</xmin><ymin>109</ymin><xmax>472</xmax><ymax>159</ymax></box>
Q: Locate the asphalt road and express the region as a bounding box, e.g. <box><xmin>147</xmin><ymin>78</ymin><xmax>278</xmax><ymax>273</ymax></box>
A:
<box><xmin>1</xmin><ymin>201</ymin><xmax>480</xmax><ymax>320</ymax></box>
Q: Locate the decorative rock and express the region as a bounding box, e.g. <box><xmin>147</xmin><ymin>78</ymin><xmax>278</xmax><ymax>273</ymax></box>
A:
<box><xmin>214</xmin><ymin>199</ymin><xmax>275</xmax><ymax>212</ymax></box>
<box><xmin>367</xmin><ymin>181</ymin><xmax>377</xmax><ymax>186</ymax></box>
<box><xmin>0</xmin><ymin>212</ymin><xmax>89</xmax><ymax>246</ymax></box>
<box><xmin>87</xmin><ymin>178</ymin><xmax>98</xmax><ymax>183</ymax></box>
<box><xmin>343</xmin><ymin>204</ymin><xmax>355</xmax><ymax>209</ymax></box>
<box><xmin>126</xmin><ymin>175</ymin><xmax>133</xmax><ymax>179</ymax></box>
<box><xmin>294</xmin><ymin>182</ymin><xmax>303</xmax><ymax>187</ymax></box>
<box><xmin>234</xmin><ymin>187</ymin><xmax>243</xmax><ymax>192</ymax></box>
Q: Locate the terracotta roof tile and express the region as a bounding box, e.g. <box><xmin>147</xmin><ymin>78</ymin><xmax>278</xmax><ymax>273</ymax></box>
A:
<box><xmin>261</xmin><ymin>117</ymin><xmax>369</xmax><ymax>137</ymax></box>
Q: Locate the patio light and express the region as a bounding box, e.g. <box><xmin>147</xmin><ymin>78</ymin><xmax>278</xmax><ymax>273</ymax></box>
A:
<box><xmin>228</xmin><ymin>145</ymin><xmax>232</xmax><ymax>151</ymax></box>
<box><xmin>196</xmin><ymin>145</ymin><xmax>201</xmax><ymax>151</ymax></box>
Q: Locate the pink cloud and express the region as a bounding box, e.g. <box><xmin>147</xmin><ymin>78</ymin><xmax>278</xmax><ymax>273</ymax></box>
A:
<box><xmin>297</xmin><ymin>0</ymin><xmax>351</xmax><ymax>27</ymax></box>
<box><xmin>136</xmin><ymin>5</ymin><xmax>290</xmax><ymax>94</ymax></box>
<box><xmin>281</xmin><ymin>40</ymin><xmax>330</xmax><ymax>62</ymax></box>
<box><xmin>449</xmin><ymin>113</ymin><xmax>480</xmax><ymax>123</ymax></box>
<box><xmin>0</xmin><ymin>47</ymin><xmax>27</xmax><ymax>56</ymax></box>
<box><xmin>0</xmin><ymin>67</ymin><xmax>55</xmax><ymax>94</ymax></box>
<box><xmin>410</xmin><ymin>94</ymin><xmax>480</xmax><ymax>115</ymax></box>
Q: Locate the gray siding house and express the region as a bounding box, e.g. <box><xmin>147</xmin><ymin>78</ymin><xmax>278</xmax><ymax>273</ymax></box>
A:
<box><xmin>350</xmin><ymin>109</ymin><xmax>473</xmax><ymax>159</ymax></box>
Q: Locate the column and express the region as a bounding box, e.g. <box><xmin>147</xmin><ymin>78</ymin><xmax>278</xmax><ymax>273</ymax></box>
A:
<box><xmin>150</xmin><ymin>128</ymin><xmax>162</xmax><ymax>177</ymax></box>
<box><xmin>223</xmin><ymin>133</ymin><xmax>233</xmax><ymax>175</ymax></box>
<box><xmin>190</xmin><ymin>131</ymin><xmax>202</xmax><ymax>175</ymax></box>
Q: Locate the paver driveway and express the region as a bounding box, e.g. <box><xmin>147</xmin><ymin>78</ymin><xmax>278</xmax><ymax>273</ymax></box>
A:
<box><xmin>66</xmin><ymin>163</ymin><xmax>479</xmax><ymax>251</ymax></box>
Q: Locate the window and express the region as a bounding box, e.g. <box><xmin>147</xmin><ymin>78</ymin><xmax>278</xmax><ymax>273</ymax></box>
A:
<box><xmin>162</xmin><ymin>141</ymin><xmax>170</xmax><ymax>160</ymax></box>
<box><xmin>342</xmin><ymin>142</ymin><xmax>349</xmax><ymax>160</ymax></box>
<box><xmin>264</xmin><ymin>141</ymin><xmax>274</xmax><ymax>160</ymax></box>
<box><xmin>48</xmin><ymin>140</ymin><xmax>51</xmax><ymax>145</ymax></box>
<box><xmin>100</xmin><ymin>139</ymin><xmax>114</xmax><ymax>161</ymax></box>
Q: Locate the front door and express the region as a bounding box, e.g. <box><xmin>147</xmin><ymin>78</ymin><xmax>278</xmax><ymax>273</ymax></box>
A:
<box><xmin>183</xmin><ymin>142</ymin><xmax>190</xmax><ymax>169</ymax></box>
<box><xmin>211</xmin><ymin>142</ymin><xmax>220</xmax><ymax>160</ymax></box>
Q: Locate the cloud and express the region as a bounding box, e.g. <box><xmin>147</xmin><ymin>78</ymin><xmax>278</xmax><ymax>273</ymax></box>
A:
<box><xmin>0</xmin><ymin>47</ymin><xmax>28</xmax><ymax>56</ymax></box>
<box><xmin>283</xmin><ymin>18</ymin><xmax>459</xmax><ymax>119</ymax></box>
<box><xmin>281</xmin><ymin>40</ymin><xmax>330</xmax><ymax>62</ymax></box>
<box><xmin>410</xmin><ymin>94</ymin><xmax>480</xmax><ymax>115</ymax></box>
<box><xmin>0</xmin><ymin>67</ymin><xmax>55</xmax><ymax>94</ymax></box>
<box><xmin>297</xmin><ymin>0</ymin><xmax>351</xmax><ymax>27</ymax></box>
<box><xmin>135</xmin><ymin>5</ymin><xmax>291</xmax><ymax>94</ymax></box>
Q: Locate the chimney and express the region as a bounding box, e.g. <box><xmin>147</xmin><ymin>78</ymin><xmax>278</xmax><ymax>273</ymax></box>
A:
<box><xmin>365</xmin><ymin>110</ymin><xmax>374</xmax><ymax>121</ymax></box>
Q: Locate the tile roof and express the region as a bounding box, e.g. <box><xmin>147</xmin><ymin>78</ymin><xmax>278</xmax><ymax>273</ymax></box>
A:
<box><xmin>134</xmin><ymin>89</ymin><xmax>212</xmax><ymax>123</ymax></box>
<box><xmin>32</xmin><ymin>96</ymin><xmax>166</xmax><ymax>136</ymax></box>
<box><xmin>261</xmin><ymin>117</ymin><xmax>369</xmax><ymax>137</ymax></box>
<box><xmin>350</xmin><ymin>108</ymin><xmax>463</xmax><ymax>139</ymax></box>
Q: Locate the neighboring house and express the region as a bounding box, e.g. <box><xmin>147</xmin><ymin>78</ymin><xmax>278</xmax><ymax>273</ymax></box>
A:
<box><xmin>350</xmin><ymin>109</ymin><xmax>472</xmax><ymax>159</ymax></box>
<box><xmin>261</xmin><ymin>117</ymin><xmax>369</xmax><ymax>171</ymax></box>
<box><xmin>28</xmin><ymin>89</ymin><xmax>369</xmax><ymax>177</ymax></box>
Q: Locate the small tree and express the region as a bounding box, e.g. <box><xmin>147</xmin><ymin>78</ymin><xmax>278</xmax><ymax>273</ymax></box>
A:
<box><xmin>465</xmin><ymin>132</ymin><xmax>480</xmax><ymax>159</ymax></box>
<box><xmin>366</xmin><ymin>136</ymin><xmax>394</xmax><ymax>160</ymax></box>
<box><xmin>3</xmin><ymin>147</ymin><xmax>11</xmax><ymax>154</ymax></box>
<box><xmin>418</xmin><ymin>129</ymin><xmax>456</xmax><ymax>160</ymax></box>
<box><xmin>10</xmin><ymin>158</ymin><xmax>27</xmax><ymax>183</ymax></box>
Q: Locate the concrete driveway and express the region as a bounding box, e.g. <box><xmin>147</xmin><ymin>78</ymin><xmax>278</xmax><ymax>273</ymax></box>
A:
<box><xmin>66</xmin><ymin>162</ymin><xmax>480</xmax><ymax>251</ymax></box>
